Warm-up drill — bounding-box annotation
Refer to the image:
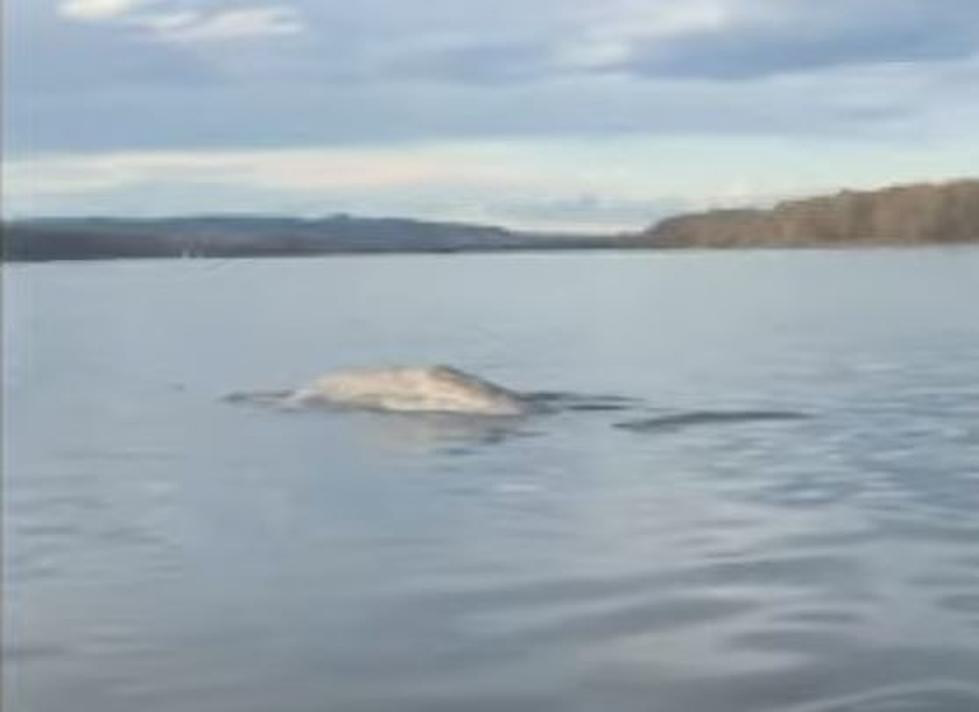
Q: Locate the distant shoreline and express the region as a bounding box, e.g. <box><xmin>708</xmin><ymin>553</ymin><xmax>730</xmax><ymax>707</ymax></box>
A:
<box><xmin>4</xmin><ymin>179</ymin><xmax>977</xmax><ymax>262</ymax></box>
<box><xmin>8</xmin><ymin>242</ymin><xmax>979</xmax><ymax>269</ymax></box>
<box><xmin>2</xmin><ymin>243</ymin><xmax>643</xmax><ymax>265</ymax></box>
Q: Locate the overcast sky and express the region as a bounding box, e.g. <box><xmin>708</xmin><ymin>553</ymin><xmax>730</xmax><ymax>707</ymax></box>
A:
<box><xmin>5</xmin><ymin>0</ymin><xmax>979</xmax><ymax>229</ymax></box>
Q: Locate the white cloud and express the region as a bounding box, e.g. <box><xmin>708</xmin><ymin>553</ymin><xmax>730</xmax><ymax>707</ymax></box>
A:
<box><xmin>588</xmin><ymin>0</ymin><xmax>736</xmax><ymax>39</ymax></box>
<box><xmin>57</xmin><ymin>1</ymin><xmax>305</xmax><ymax>42</ymax></box>
<box><xmin>5</xmin><ymin>145</ymin><xmax>522</xmax><ymax>197</ymax></box>
<box><xmin>144</xmin><ymin>7</ymin><xmax>304</xmax><ymax>43</ymax></box>
<box><xmin>133</xmin><ymin>10</ymin><xmax>200</xmax><ymax>32</ymax></box>
<box><xmin>556</xmin><ymin>0</ymin><xmax>736</xmax><ymax>70</ymax></box>
<box><xmin>58</xmin><ymin>0</ymin><xmax>146</xmax><ymax>21</ymax></box>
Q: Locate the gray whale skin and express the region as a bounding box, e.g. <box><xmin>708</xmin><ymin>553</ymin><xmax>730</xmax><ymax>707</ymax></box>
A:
<box><xmin>286</xmin><ymin>365</ymin><xmax>527</xmax><ymax>416</ymax></box>
<box><xmin>226</xmin><ymin>366</ymin><xmax>810</xmax><ymax>428</ymax></box>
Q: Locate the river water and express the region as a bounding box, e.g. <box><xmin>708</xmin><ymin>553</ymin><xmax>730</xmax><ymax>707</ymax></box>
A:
<box><xmin>4</xmin><ymin>248</ymin><xmax>979</xmax><ymax>711</ymax></box>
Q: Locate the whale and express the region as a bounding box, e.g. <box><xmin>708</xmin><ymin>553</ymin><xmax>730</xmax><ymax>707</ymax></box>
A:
<box><xmin>224</xmin><ymin>365</ymin><xmax>809</xmax><ymax>430</ymax></box>
<box><xmin>290</xmin><ymin>365</ymin><xmax>528</xmax><ymax>415</ymax></box>
<box><xmin>225</xmin><ymin>365</ymin><xmax>531</xmax><ymax>416</ymax></box>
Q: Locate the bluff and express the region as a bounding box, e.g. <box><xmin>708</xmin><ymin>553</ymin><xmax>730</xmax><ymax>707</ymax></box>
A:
<box><xmin>634</xmin><ymin>180</ymin><xmax>979</xmax><ymax>248</ymax></box>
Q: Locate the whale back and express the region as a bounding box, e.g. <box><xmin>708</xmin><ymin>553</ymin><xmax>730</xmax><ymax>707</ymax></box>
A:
<box><xmin>295</xmin><ymin>365</ymin><xmax>527</xmax><ymax>416</ymax></box>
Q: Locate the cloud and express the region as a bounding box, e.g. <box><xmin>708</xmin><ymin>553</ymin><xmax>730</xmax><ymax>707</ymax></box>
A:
<box><xmin>58</xmin><ymin>0</ymin><xmax>145</xmax><ymax>21</ymax></box>
<box><xmin>29</xmin><ymin>1</ymin><xmax>979</xmax><ymax>93</ymax></box>
<box><xmin>6</xmin><ymin>60</ymin><xmax>955</xmax><ymax>157</ymax></box>
<box><xmin>611</xmin><ymin>1</ymin><xmax>979</xmax><ymax>80</ymax></box>
<box><xmin>3</xmin><ymin>143</ymin><xmax>562</xmax><ymax>225</ymax></box>
<box><xmin>553</xmin><ymin>0</ymin><xmax>736</xmax><ymax>71</ymax></box>
<box><xmin>3</xmin><ymin>145</ymin><xmax>529</xmax><ymax>213</ymax></box>
<box><xmin>7</xmin><ymin>1</ymin><xmax>215</xmax><ymax>93</ymax></box>
<box><xmin>142</xmin><ymin>7</ymin><xmax>305</xmax><ymax>43</ymax></box>
<box><xmin>8</xmin><ymin>135</ymin><xmax>978</xmax><ymax>229</ymax></box>
<box><xmin>132</xmin><ymin>11</ymin><xmax>200</xmax><ymax>32</ymax></box>
<box><xmin>387</xmin><ymin>39</ymin><xmax>553</xmax><ymax>84</ymax></box>
<box><xmin>56</xmin><ymin>1</ymin><xmax>305</xmax><ymax>43</ymax></box>
<box><xmin>277</xmin><ymin>0</ymin><xmax>979</xmax><ymax>84</ymax></box>
<box><xmin>7</xmin><ymin>0</ymin><xmax>979</xmax><ymax>219</ymax></box>
<box><xmin>40</xmin><ymin>1</ymin><xmax>979</xmax><ymax>85</ymax></box>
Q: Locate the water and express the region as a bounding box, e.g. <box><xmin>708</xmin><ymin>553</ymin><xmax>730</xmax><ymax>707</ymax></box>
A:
<box><xmin>4</xmin><ymin>248</ymin><xmax>979</xmax><ymax>712</ymax></box>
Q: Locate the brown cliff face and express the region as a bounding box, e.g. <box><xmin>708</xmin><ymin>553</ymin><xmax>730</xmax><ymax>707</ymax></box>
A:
<box><xmin>639</xmin><ymin>180</ymin><xmax>979</xmax><ymax>248</ymax></box>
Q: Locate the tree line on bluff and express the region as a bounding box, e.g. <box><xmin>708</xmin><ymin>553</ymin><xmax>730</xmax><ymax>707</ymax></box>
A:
<box><xmin>3</xmin><ymin>179</ymin><xmax>977</xmax><ymax>261</ymax></box>
<box><xmin>633</xmin><ymin>179</ymin><xmax>979</xmax><ymax>248</ymax></box>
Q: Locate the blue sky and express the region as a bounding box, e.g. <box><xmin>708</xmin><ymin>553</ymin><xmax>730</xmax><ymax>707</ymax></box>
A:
<box><xmin>5</xmin><ymin>0</ymin><xmax>979</xmax><ymax>230</ymax></box>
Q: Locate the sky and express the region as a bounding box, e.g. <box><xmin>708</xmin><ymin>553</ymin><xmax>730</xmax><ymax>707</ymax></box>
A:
<box><xmin>5</xmin><ymin>0</ymin><xmax>979</xmax><ymax>231</ymax></box>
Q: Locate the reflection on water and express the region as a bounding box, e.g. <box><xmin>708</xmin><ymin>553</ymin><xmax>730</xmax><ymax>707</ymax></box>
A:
<box><xmin>223</xmin><ymin>384</ymin><xmax>648</xmax><ymax>451</ymax></box>
<box><xmin>4</xmin><ymin>249</ymin><xmax>979</xmax><ymax>712</ymax></box>
<box><xmin>348</xmin><ymin>411</ymin><xmax>543</xmax><ymax>453</ymax></box>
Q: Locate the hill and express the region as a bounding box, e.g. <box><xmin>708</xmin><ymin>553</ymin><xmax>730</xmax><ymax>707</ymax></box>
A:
<box><xmin>634</xmin><ymin>180</ymin><xmax>979</xmax><ymax>248</ymax></box>
<box><xmin>2</xmin><ymin>215</ymin><xmax>615</xmax><ymax>262</ymax></box>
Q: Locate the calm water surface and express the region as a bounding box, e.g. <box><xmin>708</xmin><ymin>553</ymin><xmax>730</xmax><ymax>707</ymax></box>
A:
<box><xmin>4</xmin><ymin>249</ymin><xmax>979</xmax><ymax>711</ymax></box>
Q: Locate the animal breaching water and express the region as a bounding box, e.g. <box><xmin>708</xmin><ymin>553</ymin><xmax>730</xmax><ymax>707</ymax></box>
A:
<box><xmin>226</xmin><ymin>365</ymin><xmax>532</xmax><ymax>416</ymax></box>
<box><xmin>224</xmin><ymin>364</ymin><xmax>809</xmax><ymax>429</ymax></box>
<box><xmin>290</xmin><ymin>365</ymin><xmax>528</xmax><ymax>416</ymax></box>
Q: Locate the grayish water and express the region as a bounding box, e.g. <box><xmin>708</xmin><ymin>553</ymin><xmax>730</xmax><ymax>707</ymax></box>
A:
<box><xmin>4</xmin><ymin>249</ymin><xmax>979</xmax><ymax>712</ymax></box>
